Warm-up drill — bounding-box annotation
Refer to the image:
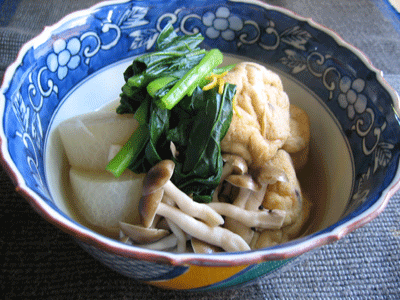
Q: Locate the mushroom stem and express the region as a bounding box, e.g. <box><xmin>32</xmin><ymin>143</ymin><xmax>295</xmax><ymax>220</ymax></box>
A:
<box><xmin>225</xmin><ymin>174</ymin><xmax>258</xmax><ymax>206</ymax></box>
<box><xmin>249</xmin><ymin>231</ymin><xmax>260</xmax><ymax>249</ymax></box>
<box><xmin>245</xmin><ymin>184</ymin><xmax>268</xmax><ymax>211</ymax></box>
<box><xmin>119</xmin><ymin>221</ymin><xmax>169</xmax><ymax>244</ymax></box>
<box><xmin>166</xmin><ymin>218</ymin><xmax>187</xmax><ymax>253</ymax></box>
<box><xmin>223</xmin><ymin>174</ymin><xmax>259</xmax><ymax>244</ymax></box>
<box><xmin>156</xmin><ymin>202</ymin><xmax>250</xmax><ymax>252</ymax></box>
<box><xmin>163</xmin><ymin>181</ymin><xmax>224</xmax><ymax>227</ymax></box>
<box><xmin>162</xmin><ymin>194</ymin><xmax>176</xmax><ymax>207</ymax></box>
<box><xmin>224</xmin><ymin>218</ymin><xmax>254</xmax><ymax>245</ymax></box>
<box><xmin>191</xmin><ymin>238</ymin><xmax>222</xmax><ymax>254</ymax></box>
<box><xmin>233</xmin><ymin>188</ymin><xmax>253</xmax><ymax>207</ymax></box>
<box><xmin>141</xmin><ymin>159</ymin><xmax>223</xmax><ymax>227</ymax></box>
<box><xmin>207</xmin><ymin>203</ymin><xmax>286</xmax><ymax>229</ymax></box>
<box><xmin>149</xmin><ymin>215</ymin><xmax>162</xmax><ymax>228</ymax></box>
<box><xmin>213</xmin><ymin>154</ymin><xmax>248</xmax><ymax>202</ymax></box>
<box><xmin>139</xmin><ymin>234</ymin><xmax>178</xmax><ymax>251</ymax></box>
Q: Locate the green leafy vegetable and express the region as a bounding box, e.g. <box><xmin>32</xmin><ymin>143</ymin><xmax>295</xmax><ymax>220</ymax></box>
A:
<box><xmin>170</xmin><ymin>84</ymin><xmax>235</xmax><ymax>202</ymax></box>
<box><xmin>106</xmin><ymin>123</ymin><xmax>149</xmax><ymax>178</ymax></box>
<box><xmin>156</xmin><ymin>48</ymin><xmax>223</xmax><ymax>109</ymax></box>
<box><xmin>107</xmin><ymin>23</ymin><xmax>236</xmax><ymax>202</ymax></box>
<box><xmin>146</xmin><ymin>76</ymin><xmax>178</xmax><ymax>98</ymax></box>
<box><xmin>117</xmin><ymin>23</ymin><xmax>206</xmax><ymax>114</ymax></box>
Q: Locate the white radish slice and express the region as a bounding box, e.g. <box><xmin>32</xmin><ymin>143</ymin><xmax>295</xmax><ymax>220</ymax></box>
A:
<box><xmin>69</xmin><ymin>168</ymin><xmax>144</xmax><ymax>231</ymax></box>
<box><xmin>108</xmin><ymin>144</ymin><xmax>123</xmax><ymax>162</ymax></box>
<box><xmin>58</xmin><ymin>111</ymin><xmax>137</xmax><ymax>171</ymax></box>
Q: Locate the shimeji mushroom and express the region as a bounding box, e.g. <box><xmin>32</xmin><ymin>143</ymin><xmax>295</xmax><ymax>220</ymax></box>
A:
<box><xmin>221</xmin><ymin>154</ymin><xmax>248</xmax><ymax>182</ymax></box>
<box><xmin>139</xmin><ymin>234</ymin><xmax>180</xmax><ymax>251</ymax></box>
<box><xmin>226</xmin><ymin>174</ymin><xmax>258</xmax><ymax>207</ymax></box>
<box><xmin>170</xmin><ymin>141</ymin><xmax>179</xmax><ymax>159</ymax></box>
<box><xmin>119</xmin><ymin>217</ymin><xmax>189</xmax><ymax>251</ymax></box>
<box><xmin>207</xmin><ymin>202</ymin><xmax>286</xmax><ymax>229</ymax></box>
<box><xmin>223</xmin><ymin>174</ymin><xmax>257</xmax><ymax>244</ymax></box>
<box><xmin>249</xmin><ymin>231</ymin><xmax>260</xmax><ymax>249</ymax></box>
<box><xmin>165</xmin><ymin>218</ymin><xmax>187</xmax><ymax>253</ymax></box>
<box><xmin>119</xmin><ymin>228</ymin><xmax>178</xmax><ymax>251</ymax></box>
<box><xmin>220</xmin><ymin>164</ymin><xmax>286</xmax><ymax>247</ymax></box>
<box><xmin>246</xmin><ymin>162</ymin><xmax>288</xmax><ymax>211</ymax></box>
<box><xmin>259</xmin><ymin>149</ymin><xmax>307</xmax><ymax>229</ymax></box>
<box><xmin>139</xmin><ymin>180</ymin><xmax>250</xmax><ymax>252</ymax></box>
<box><xmin>221</xmin><ymin>173</ymin><xmax>285</xmax><ymax>245</ymax></box>
<box><xmin>142</xmin><ymin>160</ymin><xmax>224</xmax><ymax>227</ymax></box>
<box><xmin>191</xmin><ymin>238</ymin><xmax>222</xmax><ymax>254</ymax></box>
<box><xmin>250</xmin><ymin>150</ymin><xmax>309</xmax><ymax>248</ymax></box>
<box><xmin>243</xmin><ymin>164</ymin><xmax>287</xmax><ymax>247</ymax></box>
<box><xmin>213</xmin><ymin>154</ymin><xmax>248</xmax><ymax>202</ymax></box>
<box><xmin>119</xmin><ymin>221</ymin><xmax>169</xmax><ymax>244</ymax></box>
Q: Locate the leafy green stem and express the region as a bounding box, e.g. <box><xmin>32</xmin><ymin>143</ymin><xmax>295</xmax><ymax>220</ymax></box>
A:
<box><xmin>106</xmin><ymin>124</ymin><xmax>149</xmax><ymax>178</ymax></box>
<box><xmin>156</xmin><ymin>48</ymin><xmax>224</xmax><ymax>110</ymax></box>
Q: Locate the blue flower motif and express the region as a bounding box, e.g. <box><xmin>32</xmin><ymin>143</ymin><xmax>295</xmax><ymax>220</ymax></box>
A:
<box><xmin>46</xmin><ymin>38</ymin><xmax>81</xmax><ymax>80</ymax></box>
<box><xmin>202</xmin><ymin>7</ymin><xmax>243</xmax><ymax>41</ymax></box>
<box><xmin>338</xmin><ymin>76</ymin><xmax>367</xmax><ymax>120</ymax></box>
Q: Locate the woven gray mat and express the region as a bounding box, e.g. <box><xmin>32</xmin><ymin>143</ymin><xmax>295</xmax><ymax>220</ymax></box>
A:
<box><xmin>1</xmin><ymin>0</ymin><xmax>399</xmax><ymax>299</ymax></box>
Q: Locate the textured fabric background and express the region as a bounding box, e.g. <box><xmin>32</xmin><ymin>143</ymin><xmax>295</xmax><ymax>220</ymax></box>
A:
<box><xmin>1</xmin><ymin>0</ymin><xmax>399</xmax><ymax>299</ymax></box>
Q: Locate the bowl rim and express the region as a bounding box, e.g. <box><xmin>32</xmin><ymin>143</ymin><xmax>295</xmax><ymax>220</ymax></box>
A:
<box><xmin>1</xmin><ymin>0</ymin><xmax>400</xmax><ymax>266</ymax></box>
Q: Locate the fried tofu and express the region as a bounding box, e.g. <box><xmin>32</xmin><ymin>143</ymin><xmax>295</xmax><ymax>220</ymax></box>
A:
<box><xmin>221</xmin><ymin>62</ymin><xmax>291</xmax><ymax>167</ymax></box>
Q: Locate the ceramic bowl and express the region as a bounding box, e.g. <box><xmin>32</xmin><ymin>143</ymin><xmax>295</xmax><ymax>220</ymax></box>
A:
<box><xmin>1</xmin><ymin>0</ymin><xmax>400</xmax><ymax>292</ymax></box>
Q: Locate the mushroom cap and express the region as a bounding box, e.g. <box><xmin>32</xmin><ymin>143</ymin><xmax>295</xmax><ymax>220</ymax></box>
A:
<box><xmin>222</xmin><ymin>154</ymin><xmax>248</xmax><ymax>174</ymax></box>
<box><xmin>119</xmin><ymin>221</ymin><xmax>169</xmax><ymax>244</ymax></box>
<box><xmin>139</xmin><ymin>189</ymin><xmax>164</xmax><ymax>228</ymax></box>
<box><xmin>251</xmin><ymin>164</ymin><xmax>288</xmax><ymax>188</ymax></box>
<box><xmin>225</xmin><ymin>174</ymin><xmax>259</xmax><ymax>191</ymax></box>
<box><xmin>191</xmin><ymin>238</ymin><xmax>223</xmax><ymax>254</ymax></box>
<box><xmin>142</xmin><ymin>160</ymin><xmax>175</xmax><ymax>196</ymax></box>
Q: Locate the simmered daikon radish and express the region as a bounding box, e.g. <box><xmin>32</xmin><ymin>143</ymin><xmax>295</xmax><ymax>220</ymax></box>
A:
<box><xmin>59</xmin><ymin>111</ymin><xmax>137</xmax><ymax>171</ymax></box>
<box><xmin>69</xmin><ymin>168</ymin><xmax>144</xmax><ymax>232</ymax></box>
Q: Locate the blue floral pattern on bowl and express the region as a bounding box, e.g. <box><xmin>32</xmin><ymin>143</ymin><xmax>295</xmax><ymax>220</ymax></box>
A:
<box><xmin>1</xmin><ymin>0</ymin><xmax>400</xmax><ymax>291</ymax></box>
<box><xmin>47</xmin><ymin>38</ymin><xmax>82</xmax><ymax>80</ymax></box>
